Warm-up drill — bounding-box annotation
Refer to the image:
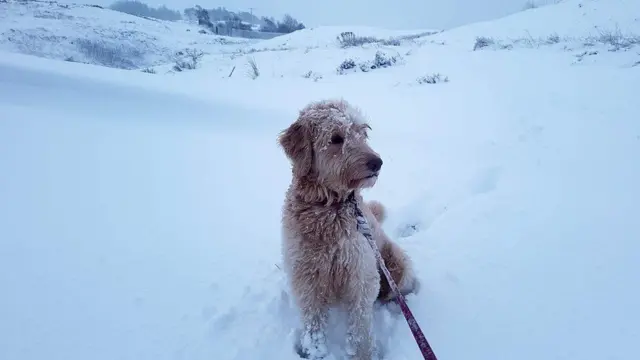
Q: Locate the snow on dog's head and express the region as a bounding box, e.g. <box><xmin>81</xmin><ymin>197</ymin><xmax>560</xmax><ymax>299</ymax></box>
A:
<box><xmin>278</xmin><ymin>99</ymin><xmax>382</xmax><ymax>198</ymax></box>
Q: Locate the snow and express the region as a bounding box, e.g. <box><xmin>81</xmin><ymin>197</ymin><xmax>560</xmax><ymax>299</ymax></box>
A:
<box><xmin>427</xmin><ymin>0</ymin><xmax>640</xmax><ymax>46</ymax></box>
<box><xmin>256</xmin><ymin>26</ymin><xmax>440</xmax><ymax>50</ymax></box>
<box><xmin>1</xmin><ymin>0</ymin><xmax>640</xmax><ymax>359</ymax></box>
<box><xmin>0</xmin><ymin>0</ymin><xmax>254</xmax><ymax>69</ymax></box>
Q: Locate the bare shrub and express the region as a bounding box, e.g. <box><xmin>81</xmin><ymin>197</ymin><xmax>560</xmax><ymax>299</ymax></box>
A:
<box><xmin>337</xmin><ymin>31</ymin><xmax>379</xmax><ymax>47</ymax></box>
<box><xmin>302</xmin><ymin>70</ymin><xmax>322</xmax><ymax>81</ymax></box>
<box><xmin>473</xmin><ymin>36</ymin><xmax>495</xmax><ymax>50</ymax></box>
<box><xmin>337</xmin><ymin>58</ymin><xmax>358</xmax><ymax>74</ymax></box>
<box><xmin>372</xmin><ymin>50</ymin><xmax>399</xmax><ymax>68</ymax></box>
<box><xmin>246</xmin><ymin>56</ymin><xmax>259</xmax><ymax>79</ymax></box>
<box><xmin>417</xmin><ymin>73</ymin><xmax>449</xmax><ymax>84</ymax></box>
<box><xmin>472</xmin><ymin>27</ymin><xmax>639</xmax><ymax>55</ymax></box>
<box><xmin>381</xmin><ymin>38</ymin><xmax>401</xmax><ymax>46</ymax></box>
<box><xmin>337</xmin><ymin>51</ymin><xmax>402</xmax><ymax>75</ymax></box>
<box><xmin>75</xmin><ymin>38</ymin><xmax>143</xmax><ymax>69</ymax></box>
<box><xmin>185</xmin><ymin>48</ymin><xmax>204</xmax><ymax>63</ymax></box>
<box><xmin>173</xmin><ymin>48</ymin><xmax>204</xmax><ymax>71</ymax></box>
<box><xmin>337</xmin><ymin>30</ymin><xmax>438</xmax><ymax>48</ymax></box>
<box><xmin>546</xmin><ymin>33</ymin><xmax>561</xmax><ymax>44</ymax></box>
<box><xmin>585</xmin><ymin>27</ymin><xmax>640</xmax><ymax>50</ymax></box>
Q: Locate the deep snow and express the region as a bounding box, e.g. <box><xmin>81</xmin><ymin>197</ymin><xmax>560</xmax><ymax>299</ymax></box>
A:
<box><xmin>1</xmin><ymin>0</ymin><xmax>640</xmax><ymax>359</ymax></box>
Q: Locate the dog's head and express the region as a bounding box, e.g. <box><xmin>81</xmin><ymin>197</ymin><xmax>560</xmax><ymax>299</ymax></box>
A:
<box><xmin>279</xmin><ymin>99</ymin><xmax>382</xmax><ymax>193</ymax></box>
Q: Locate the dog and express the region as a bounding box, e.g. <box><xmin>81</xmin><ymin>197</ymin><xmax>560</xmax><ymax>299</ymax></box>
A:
<box><xmin>278</xmin><ymin>99</ymin><xmax>418</xmax><ymax>359</ymax></box>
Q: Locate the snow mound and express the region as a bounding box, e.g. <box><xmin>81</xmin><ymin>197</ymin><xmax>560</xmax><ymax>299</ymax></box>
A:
<box><xmin>430</xmin><ymin>0</ymin><xmax>640</xmax><ymax>47</ymax></box>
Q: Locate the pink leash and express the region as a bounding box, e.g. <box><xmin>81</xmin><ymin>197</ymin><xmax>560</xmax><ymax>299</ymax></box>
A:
<box><xmin>354</xmin><ymin>203</ymin><xmax>438</xmax><ymax>360</ymax></box>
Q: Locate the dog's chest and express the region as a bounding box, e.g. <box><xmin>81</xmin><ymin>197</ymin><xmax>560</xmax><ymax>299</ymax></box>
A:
<box><xmin>291</xmin><ymin>201</ymin><xmax>378</xmax><ymax>274</ymax></box>
<box><xmin>331</xmin><ymin>208</ymin><xmax>377</xmax><ymax>274</ymax></box>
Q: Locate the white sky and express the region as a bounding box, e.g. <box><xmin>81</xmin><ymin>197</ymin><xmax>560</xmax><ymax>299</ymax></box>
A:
<box><xmin>91</xmin><ymin>0</ymin><xmax>533</xmax><ymax>30</ymax></box>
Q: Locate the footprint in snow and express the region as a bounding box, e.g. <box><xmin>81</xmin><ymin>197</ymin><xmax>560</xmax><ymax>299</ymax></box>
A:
<box><xmin>471</xmin><ymin>166</ymin><xmax>501</xmax><ymax>196</ymax></box>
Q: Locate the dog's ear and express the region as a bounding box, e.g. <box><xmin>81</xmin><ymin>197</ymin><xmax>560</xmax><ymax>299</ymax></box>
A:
<box><xmin>279</xmin><ymin>121</ymin><xmax>313</xmax><ymax>177</ymax></box>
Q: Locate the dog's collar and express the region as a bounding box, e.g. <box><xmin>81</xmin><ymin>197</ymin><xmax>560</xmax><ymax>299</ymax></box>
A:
<box><xmin>295</xmin><ymin>190</ymin><xmax>358</xmax><ymax>208</ymax></box>
<box><xmin>346</xmin><ymin>190</ymin><xmax>357</xmax><ymax>204</ymax></box>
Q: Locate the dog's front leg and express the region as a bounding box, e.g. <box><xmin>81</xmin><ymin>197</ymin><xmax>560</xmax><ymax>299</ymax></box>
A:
<box><xmin>345</xmin><ymin>297</ymin><xmax>378</xmax><ymax>360</ymax></box>
<box><xmin>297</xmin><ymin>304</ymin><xmax>329</xmax><ymax>359</ymax></box>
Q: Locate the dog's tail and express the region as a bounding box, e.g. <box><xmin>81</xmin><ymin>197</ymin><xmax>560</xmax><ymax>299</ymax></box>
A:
<box><xmin>366</xmin><ymin>200</ymin><xmax>387</xmax><ymax>224</ymax></box>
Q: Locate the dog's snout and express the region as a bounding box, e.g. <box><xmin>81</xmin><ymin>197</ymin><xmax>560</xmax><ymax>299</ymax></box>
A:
<box><xmin>366</xmin><ymin>156</ymin><xmax>383</xmax><ymax>172</ymax></box>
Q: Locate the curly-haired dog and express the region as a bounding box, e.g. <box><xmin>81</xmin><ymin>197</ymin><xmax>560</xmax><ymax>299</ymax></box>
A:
<box><xmin>278</xmin><ymin>99</ymin><xmax>418</xmax><ymax>359</ymax></box>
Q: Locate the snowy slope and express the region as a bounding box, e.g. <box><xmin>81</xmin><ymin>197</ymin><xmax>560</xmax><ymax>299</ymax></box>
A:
<box><xmin>187</xmin><ymin>0</ymin><xmax>640</xmax><ymax>82</ymax></box>
<box><xmin>256</xmin><ymin>26</ymin><xmax>441</xmax><ymax>50</ymax></box>
<box><xmin>429</xmin><ymin>0</ymin><xmax>640</xmax><ymax>45</ymax></box>
<box><xmin>0</xmin><ymin>0</ymin><xmax>253</xmax><ymax>69</ymax></box>
<box><xmin>1</xmin><ymin>0</ymin><xmax>640</xmax><ymax>359</ymax></box>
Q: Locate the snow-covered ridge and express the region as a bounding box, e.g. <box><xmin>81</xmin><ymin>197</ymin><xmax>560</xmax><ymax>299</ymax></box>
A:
<box><xmin>203</xmin><ymin>0</ymin><xmax>639</xmax><ymax>84</ymax></box>
<box><xmin>428</xmin><ymin>0</ymin><xmax>640</xmax><ymax>48</ymax></box>
<box><xmin>3</xmin><ymin>0</ymin><xmax>639</xmax><ymax>74</ymax></box>
<box><xmin>0</xmin><ymin>0</ymin><xmax>254</xmax><ymax>69</ymax></box>
<box><xmin>255</xmin><ymin>25</ymin><xmax>441</xmax><ymax>50</ymax></box>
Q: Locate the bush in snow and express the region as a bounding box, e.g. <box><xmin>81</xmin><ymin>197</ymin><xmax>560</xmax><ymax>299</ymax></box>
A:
<box><xmin>337</xmin><ymin>31</ymin><xmax>406</xmax><ymax>48</ymax></box>
<box><xmin>417</xmin><ymin>73</ymin><xmax>449</xmax><ymax>84</ymax></box>
<box><xmin>246</xmin><ymin>56</ymin><xmax>260</xmax><ymax>79</ymax></box>
<box><xmin>141</xmin><ymin>67</ymin><xmax>156</xmax><ymax>74</ymax></box>
<box><xmin>373</xmin><ymin>51</ymin><xmax>399</xmax><ymax>68</ymax></box>
<box><xmin>358</xmin><ymin>51</ymin><xmax>400</xmax><ymax>72</ymax></box>
<box><xmin>473</xmin><ymin>28</ymin><xmax>639</xmax><ymax>53</ymax></box>
<box><xmin>173</xmin><ymin>48</ymin><xmax>204</xmax><ymax>71</ymax></box>
<box><xmin>473</xmin><ymin>36</ymin><xmax>495</xmax><ymax>51</ymax></box>
<box><xmin>337</xmin><ymin>51</ymin><xmax>402</xmax><ymax>75</ymax></box>
<box><xmin>277</xmin><ymin>14</ymin><xmax>306</xmax><ymax>33</ymax></box>
<box><xmin>585</xmin><ymin>27</ymin><xmax>640</xmax><ymax>51</ymax></box>
<box><xmin>381</xmin><ymin>38</ymin><xmax>402</xmax><ymax>46</ymax></box>
<box><xmin>337</xmin><ymin>30</ymin><xmax>441</xmax><ymax>48</ymax></box>
<box><xmin>546</xmin><ymin>33</ymin><xmax>561</xmax><ymax>44</ymax></box>
<box><xmin>337</xmin><ymin>58</ymin><xmax>358</xmax><ymax>74</ymax></box>
<box><xmin>75</xmin><ymin>38</ymin><xmax>143</xmax><ymax>69</ymax></box>
<box><xmin>302</xmin><ymin>71</ymin><xmax>323</xmax><ymax>81</ymax></box>
<box><xmin>337</xmin><ymin>32</ymin><xmax>379</xmax><ymax>48</ymax></box>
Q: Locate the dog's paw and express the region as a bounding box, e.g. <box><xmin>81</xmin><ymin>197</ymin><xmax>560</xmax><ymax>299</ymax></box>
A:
<box><xmin>345</xmin><ymin>332</ymin><xmax>379</xmax><ymax>360</ymax></box>
<box><xmin>396</xmin><ymin>222</ymin><xmax>420</xmax><ymax>238</ymax></box>
<box><xmin>379</xmin><ymin>274</ymin><xmax>420</xmax><ymax>303</ymax></box>
<box><xmin>374</xmin><ymin>340</ymin><xmax>386</xmax><ymax>360</ymax></box>
<box><xmin>296</xmin><ymin>329</ymin><xmax>329</xmax><ymax>359</ymax></box>
<box><xmin>402</xmin><ymin>275</ymin><xmax>420</xmax><ymax>297</ymax></box>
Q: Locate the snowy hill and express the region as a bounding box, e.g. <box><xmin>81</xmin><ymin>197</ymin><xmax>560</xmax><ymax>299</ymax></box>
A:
<box><xmin>0</xmin><ymin>0</ymin><xmax>254</xmax><ymax>69</ymax></box>
<box><xmin>1</xmin><ymin>0</ymin><xmax>640</xmax><ymax>360</ymax></box>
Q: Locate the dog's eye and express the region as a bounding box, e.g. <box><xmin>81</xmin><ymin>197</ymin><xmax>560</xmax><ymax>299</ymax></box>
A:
<box><xmin>330</xmin><ymin>134</ymin><xmax>344</xmax><ymax>145</ymax></box>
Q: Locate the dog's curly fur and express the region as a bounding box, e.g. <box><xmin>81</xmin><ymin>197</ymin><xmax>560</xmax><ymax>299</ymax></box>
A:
<box><xmin>278</xmin><ymin>99</ymin><xmax>418</xmax><ymax>359</ymax></box>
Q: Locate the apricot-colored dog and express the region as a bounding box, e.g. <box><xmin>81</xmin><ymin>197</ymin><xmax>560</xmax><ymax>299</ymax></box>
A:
<box><xmin>278</xmin><ymin>99</ymin><xmax>418</xmax><ymax>359</ymax></box>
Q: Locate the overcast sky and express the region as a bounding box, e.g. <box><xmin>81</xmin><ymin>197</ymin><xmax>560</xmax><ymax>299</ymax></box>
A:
<box><xmin>96</xmin><ymin>0</ymin><xmax>532</xmax><ymax>30</ymax></box>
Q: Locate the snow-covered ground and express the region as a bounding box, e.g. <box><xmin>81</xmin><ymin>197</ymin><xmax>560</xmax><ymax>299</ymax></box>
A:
<box><xmin>1</xmin><ymin>0</ymin><xmax>640</xmax><ymax>359</ymax></box>
<box><xmin>0</xmin><ymin>0</ymin><xmax>255</xmax><ymax>69</ymax></box>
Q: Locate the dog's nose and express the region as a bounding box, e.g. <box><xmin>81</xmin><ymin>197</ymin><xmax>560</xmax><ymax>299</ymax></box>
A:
<box><xmin>367</xmin><ymin>156</ymin><xmax>383</xmax><ymax>172</ymax></box>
